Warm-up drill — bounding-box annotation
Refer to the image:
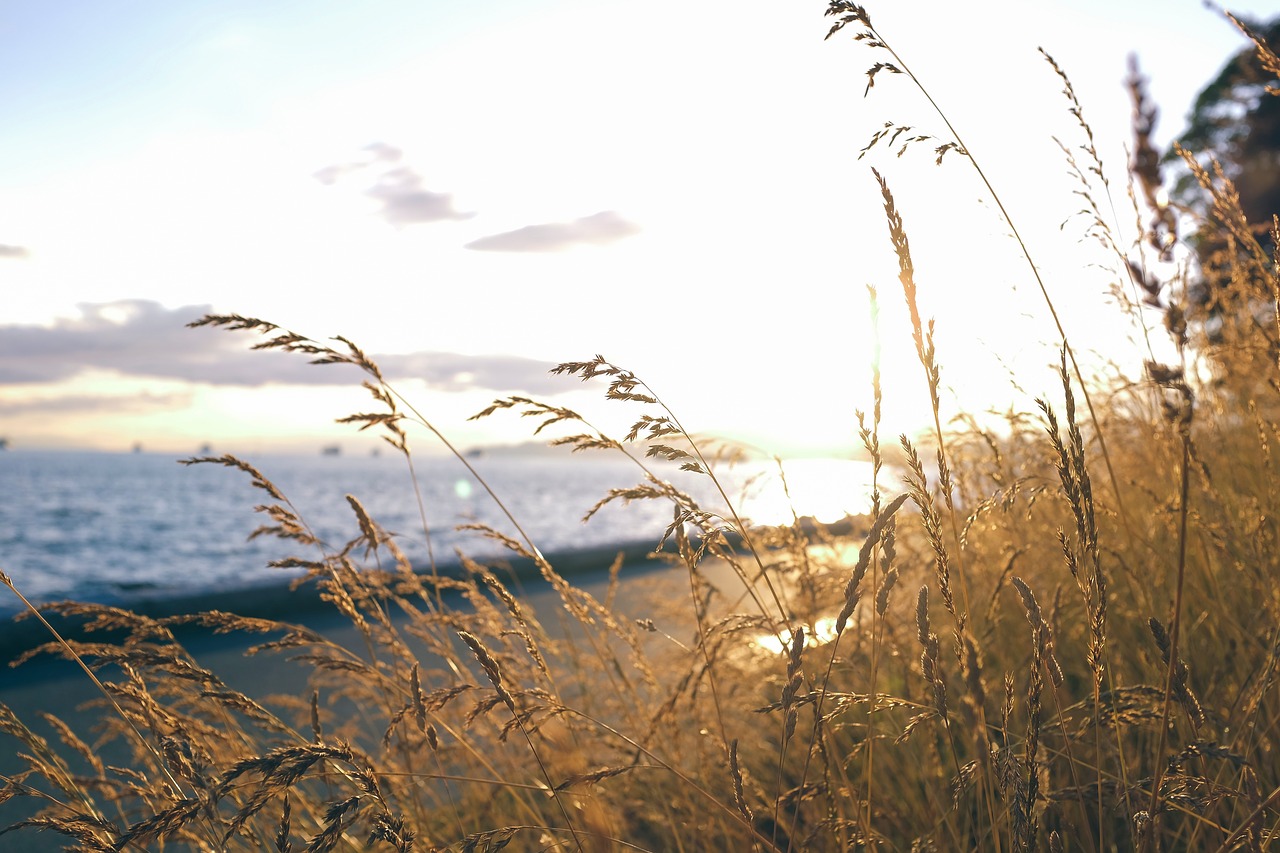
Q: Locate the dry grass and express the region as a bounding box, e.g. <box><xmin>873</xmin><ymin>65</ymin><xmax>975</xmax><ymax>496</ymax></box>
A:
<box><xmin>3</xmin><ymin>3</ymin><xmax>1280</xmax><ymax>850</ymax></box>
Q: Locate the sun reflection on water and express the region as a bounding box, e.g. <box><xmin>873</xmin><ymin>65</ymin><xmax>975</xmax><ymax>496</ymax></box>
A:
<box><xmin>727</xmin><ymin>458</ymin><xmax>878</xmax><ymax>657</ymax></box>
<box><xmin>732</xmin><ymin>458</ymin><xmax>878</xmax><ymax>528</ymax></box>
<box><xmin>753</xmin><ymin>617</ymin><xmax>842</xmax><ymax>655</ymax></box>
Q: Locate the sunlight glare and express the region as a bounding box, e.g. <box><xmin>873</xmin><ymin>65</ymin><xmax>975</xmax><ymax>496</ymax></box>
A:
<box><xmin>753</xmin><ymin>617</ymin><xmax>841</xmax><ymax>656</ymax></box>
<box><xmin>734</xmin><ymin>458</ymin><xmax>878</xmax><ymax>528</ymax></box>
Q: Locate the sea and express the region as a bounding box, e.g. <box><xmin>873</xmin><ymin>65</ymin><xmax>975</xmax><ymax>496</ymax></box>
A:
<box><xmin>0</xmin><ymin>448</ymin><xmax>877</xmax><ymax>618</ymax></box>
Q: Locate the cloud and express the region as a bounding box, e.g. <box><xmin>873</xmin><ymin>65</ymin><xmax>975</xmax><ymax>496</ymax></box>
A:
<box><xmin>375</xmin><ymin>352</ymin><xmax>564</xmax><ymax>393</ymax></box>
<box><xmin>0</xmin><ymin>244</ymin><xmax>30</xmax><ymax>259</ymax></box>
<box><xmin>465</xmin><ymin>210</ymin><xmax>641</xmax><ymax>252</ymax></box>
<box><xmin>366</xmin><ymin>166</ymin><xmax>475</xmax><ymax>225</ymax></box>
<box><xmin>0</xmin><ymin>300</ymin><xmax>564</xmax><ymax>394</ymax></box>
<box><xmin>312</xmin><ymin>141</ymin><xmax>402</xmax><ymax>186</ymax></box>
<box><xmin>314</xmin><ymin>142</ymin><xmax>473</xmax><ymax>225</ymax></box>
<box><xmin>0</xmin><ymin>391</ymin><xmax>193</xmax><ymax>416</ymax></box>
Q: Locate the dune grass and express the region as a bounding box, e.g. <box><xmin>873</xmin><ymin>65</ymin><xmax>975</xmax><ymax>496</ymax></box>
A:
<box><xmin>4</xmin><ymin>3</ymin><xmax>1280</xmax><ymax>850</ymax></box>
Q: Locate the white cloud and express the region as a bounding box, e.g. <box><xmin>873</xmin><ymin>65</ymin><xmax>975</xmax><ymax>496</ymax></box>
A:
<box><xmin>314</xmin><ymin>142</ymin><xmax>474</xmax><ymax>225</ymax></box>
<box><xmin>0</xmin><ymin>390</ymin><xmax>192</xmax><ymax>416</ymax></box>
<box><xmin>465</xmin><ymin>210</ymin><xmax>641</xmax><ymax>252</ymax></box>
<box><xmin>0</xmin><ymin>300</ymin><xmax>564</xmax><ymax>394</ymax></box>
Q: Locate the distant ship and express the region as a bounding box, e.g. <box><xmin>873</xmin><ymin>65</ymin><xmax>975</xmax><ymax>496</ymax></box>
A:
<box><xmin>321</xmin><ymin>444</ymin><xmax>341</xmax><ymax>456</ymax></box>
<box><xmin>0</xmin><ymin>437</ymin><xmax>8</xmax><ymax>450</ymax></box>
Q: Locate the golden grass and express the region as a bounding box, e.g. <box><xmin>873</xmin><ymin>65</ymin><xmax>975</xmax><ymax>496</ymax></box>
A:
<box><xmin>3</xmin><ymin>3</ymin><xmax>1280</xmax><ymax>850</ymax></box>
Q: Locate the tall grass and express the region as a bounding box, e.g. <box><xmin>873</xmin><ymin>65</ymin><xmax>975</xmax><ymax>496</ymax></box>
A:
<box><xmin>3</xmin><ymin>3</ymin><xmax>1280</xmax><ymax>850</ymax></box>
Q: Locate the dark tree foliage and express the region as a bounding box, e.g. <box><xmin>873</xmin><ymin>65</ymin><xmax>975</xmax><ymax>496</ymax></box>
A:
<box><xmin>1170</xmin><ymin>16</ymin><xmax>1280</xmax><ymax>325</ymax></box>
<box><xmin>1175</xmin><ymin>18</ymin><xmax>1280</xmax><ymax>219</ymax></box>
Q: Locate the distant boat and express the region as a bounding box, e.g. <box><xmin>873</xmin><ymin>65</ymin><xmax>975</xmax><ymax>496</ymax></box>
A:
<box><xmin>321</xmin><ymin>444</ymin><xmax>341</xmax><ymax>456</ymax></box>
<box><xmin>198</xmin><ymin>442</ymin><xmax>213</xmax><ymax>454</ymax></box>
<box><xmin>0</xmin><ymin>437</ymin><xmax>8</xmax><ymax>450</ymax></box>
<box><xmin>131</xmin><ymin>442</ymin><xmax>143</xmax><ymax>454</ymax></box>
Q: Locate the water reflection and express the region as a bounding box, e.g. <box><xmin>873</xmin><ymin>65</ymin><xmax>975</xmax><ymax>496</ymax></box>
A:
<box><xmin>753</xmin><ymin>616</ymin><xmax>842</xmax><ymax>655</ymax></box>
<box><xmin>732</xmin><ymin>458</ymin><xmax>878</xmax><ymax>527</ymax></box>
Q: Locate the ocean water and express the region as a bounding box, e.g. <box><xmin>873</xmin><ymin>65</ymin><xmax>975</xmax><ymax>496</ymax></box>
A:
<box><xmin>0</xmin><ymin>449</ymin><xmax>876</xmax><ymax>615</ymax></box>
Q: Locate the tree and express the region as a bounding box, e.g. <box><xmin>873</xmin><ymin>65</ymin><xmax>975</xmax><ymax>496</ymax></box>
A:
<box><xmin>1168</xmin><ymin>15</ymin><xmax>1280</xmax><ymax>353</ymax></box>
<box><xmin>1174</xmin><ymin>17</ymin><xmax>1280</xmax><ymax>232</ymax></box>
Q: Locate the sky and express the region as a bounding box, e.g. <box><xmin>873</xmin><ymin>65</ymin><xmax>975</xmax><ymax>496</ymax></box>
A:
<box><xmin>1</xmin><ymin>0</ymin><xmax>1275</xmax><ymax>457</ymax></box>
